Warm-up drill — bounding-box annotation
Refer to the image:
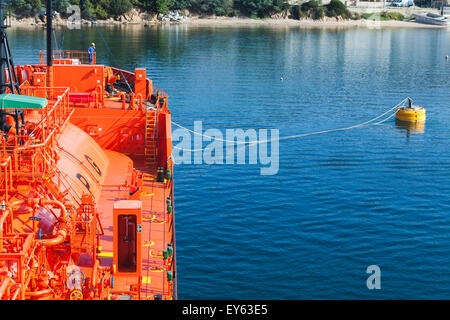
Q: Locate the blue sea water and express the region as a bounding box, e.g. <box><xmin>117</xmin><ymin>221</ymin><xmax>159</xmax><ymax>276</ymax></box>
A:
<box><xmin>9</xmin><ymin>24</ymin><xmax>450</xmax><ymax>299</ymax></box>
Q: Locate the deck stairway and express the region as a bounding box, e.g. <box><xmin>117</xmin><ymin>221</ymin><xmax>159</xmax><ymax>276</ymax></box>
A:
<box><xmin>144</xmin><ymin>107</ymin><xmax>158</xmax><ymax>167</ymax></box>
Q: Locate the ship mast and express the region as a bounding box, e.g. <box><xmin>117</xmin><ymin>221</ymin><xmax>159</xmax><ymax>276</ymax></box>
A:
<box><xmin>0</xmin><ymin>0</ymin><xmax>22</xmax><ymax>135</ymax></box>
<box><xmin>0</xmin><ymin>0</ymin><xmax>20</xmax><ymax>95</ymax></box>
<box><xmin>46</xmin><ymin>0</ymin><xmax>52</xmax><ymax>67</ymax></box>
<box><xmin>46</xmin><ymin>0</ymin><xmax>53</xmax><ymax>88</ymax></box>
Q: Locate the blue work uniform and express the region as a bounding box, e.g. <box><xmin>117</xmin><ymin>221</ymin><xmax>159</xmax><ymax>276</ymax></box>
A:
<box><xmin>88</xmin><ymin>46</ymin><xmax>95</xmax><ymax>64</ymax></box>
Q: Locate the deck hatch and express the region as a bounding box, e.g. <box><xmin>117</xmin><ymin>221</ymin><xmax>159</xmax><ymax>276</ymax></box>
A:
<box><xmin>113</xmin><ymin>200</ymin><xmax>142</xmax><ymax>278</ymax></box>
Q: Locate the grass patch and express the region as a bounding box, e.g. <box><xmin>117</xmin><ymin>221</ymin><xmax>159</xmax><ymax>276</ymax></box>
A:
<box><xmin>359</xmin><ymin>11</ymin><xmax>406</xmax><ymax>21</ymax></box>
<box><xmin>380</xmin><ymin>11</ymin><xmax>405</xmax><ymax>21</ymax></box>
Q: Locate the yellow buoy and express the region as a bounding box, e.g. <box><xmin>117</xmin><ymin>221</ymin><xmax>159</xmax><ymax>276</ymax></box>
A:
<box><xmin>395</xmin><ymin>119</ymin><xmax>425</xmax><ymax>134</ymax></box>
<box><xmin>395</xmin><ymin>105</ymin><xmax>426</xmax><ymax>122</ymax></box>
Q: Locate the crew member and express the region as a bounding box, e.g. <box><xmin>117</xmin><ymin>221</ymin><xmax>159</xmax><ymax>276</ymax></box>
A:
<box><xmin>88</xmin><ymin>43</ymin><xmax>96</xmax><ymax>64</ymax></box>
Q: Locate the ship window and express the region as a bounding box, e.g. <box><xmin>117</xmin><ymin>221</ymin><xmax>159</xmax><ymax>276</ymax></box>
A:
<box><xmin>117</xmin><ymin>214</ymin><xmax>137</xmax><ymax>273</ymax></box>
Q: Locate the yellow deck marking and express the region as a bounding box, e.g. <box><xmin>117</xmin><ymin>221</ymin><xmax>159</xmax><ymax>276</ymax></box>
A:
<box><xmin>143</xmin><ymin>177</ymin><xmax>154</xmax><ymax>181</ymax></box>
<box><xmin>143</xmin><ymin>241</ymin><xmax>155</xmax><ymax>247</ymax></box>
<box><xmin>143</xmin><ymin>215</ymin><xmax>156</xmax><ymax>221</ymax></box>
<box><xmin>152</xmin><ymin>220</ymin><xmax>167</xmax><ymax>224</ymax></box>
<box><xmin>149</xmin><ymin>249</ymin><xmax>163</xmax><ymax>258</ymax></box>
<box><xmin>98</xmin><ymin>252</ymin><xmax>113</xmax><ymax>258</ymax></box>
<box><xmin>141</xmin><ymin>192</ymin><xmax>154</xmax><ymax>197</ymax></box>
<box><xmin>142</xmin><ymin>277</ymin><xmax>151</xmax><ymax>284</ymax></box>
<box><xmin>149</xmin><ymin>267</ymin><xmax>164</xmax><ymax>272</ymax></box>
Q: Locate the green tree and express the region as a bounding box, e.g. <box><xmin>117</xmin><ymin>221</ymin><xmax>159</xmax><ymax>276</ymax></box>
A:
<box><xmin>301</xmin><ymin>0</ymin><xmax>319</xmax><ymax>11</ymax></box>
<box><xmin>171</xmin><ymin>0</ymin><xmax>190</xmax><ymax>10</ymax></box>
<box><xmin>326</xmin><ymin>0</ymin><xmax>351</xmax><ymax>19</ymax></box>
<box><xmin>190</xmin><ymin>0</ymin><xmax>232</xmax><ymax>16</ymax></box>
<box><xmin>94</xmin><ymin>4</ymin><xmax>109</xmax><ymax>19</ymax></box>
<box><xmin>152</xmin><ymin>0</ymin><xmax>174</xmax><ymax>14</ymax></box>
<box><xmin>313</xmin><ymin>6</ymin><xmax>324</xmax><ymax>19</ymax></box>
<box><xmin>70</xmin><ymin>0</ymin><xmax>94</xmax><ymax>19</ymax></box>
<box><xmin>108</xmin><ymin>0</ymin><xmax>133</xmax><ymax>16</ymax></box>
<box><xmin>131</xmin><ymin>0</ymin><xmax>152</xmax><ymax>10</ymax></box>
<box><xmin>28</xmin><ymin>0</ymin><xmax>42</xmax><ymax>11</ymax></box>
<box><xmin>237</xmin><ymin>0</ymin><xmax>289</xmax><ymax>18</ymax></box>
<box><xmin>12</xmin><ymin>0</ymin><xmax>42</xmax><ymax>15</ymax></box>
<box><xmin>54</xmin><ymin>0</ymin><xmax>71</xmax><ymax>13</ymax></box>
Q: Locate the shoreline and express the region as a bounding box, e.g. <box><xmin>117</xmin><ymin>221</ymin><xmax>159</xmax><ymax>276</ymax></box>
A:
<box><xmin>8</xmin><ymin>16</ymin><xmax>446</xmax><ymax>29</ymax></box>
<box><xmin>184</xmin><ymin>17</ymin><xmax>444</xmax><ymax>28</ymax></box>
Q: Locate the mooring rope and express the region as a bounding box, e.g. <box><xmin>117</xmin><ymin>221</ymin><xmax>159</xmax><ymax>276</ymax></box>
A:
<box><xmin>171</xmin><ymin>97</ymin><xmax>408</xmax><ymax>152</ymax></box>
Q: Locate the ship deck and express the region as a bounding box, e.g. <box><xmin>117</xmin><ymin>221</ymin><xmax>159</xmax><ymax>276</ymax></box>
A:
<box><xmin>85</xmin><ymin>98</ymin><xmax>174</xmax><ymax>300</ymax></box>
<box><xmin>1</xmin><ymin>58</ymin><xmax>175</xmax><ymax>300</ymax></box>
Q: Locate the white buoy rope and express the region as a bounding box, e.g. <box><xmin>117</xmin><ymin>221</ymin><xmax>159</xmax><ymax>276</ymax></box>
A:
<box><xmin>172</xmin><ymin>97</ymin><xmax>408</xmax><ymax>152</ymax></box>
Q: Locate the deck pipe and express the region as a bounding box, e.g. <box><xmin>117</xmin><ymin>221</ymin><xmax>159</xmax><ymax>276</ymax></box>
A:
<box><xmin>4</xmin><ymin>198</ymin><xmax>69</xmax><ymax>247</ymax></box>
<box><xmin>36</xmin><ymin>199</ymin><xmax>69</xmax><ymax>247</ymax></box>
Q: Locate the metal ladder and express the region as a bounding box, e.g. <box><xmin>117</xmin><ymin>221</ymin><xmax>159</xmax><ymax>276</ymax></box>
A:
<box><xmin>144</xmin><ymin>106</ymin><xmax>157</xmax><ymax>166</ymax></box>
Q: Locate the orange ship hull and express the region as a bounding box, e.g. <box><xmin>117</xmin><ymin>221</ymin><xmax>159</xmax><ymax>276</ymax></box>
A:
<box><xmin>0</xmin><ymin>50</ymin><xmax>176</xmax><ymax>300</ymax></box>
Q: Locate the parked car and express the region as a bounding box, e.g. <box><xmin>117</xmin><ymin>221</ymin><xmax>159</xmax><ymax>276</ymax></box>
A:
<box><xmin>391</xmin><ymin>0</ymin><xmax>414</xmax><ymax>7</ymax></box>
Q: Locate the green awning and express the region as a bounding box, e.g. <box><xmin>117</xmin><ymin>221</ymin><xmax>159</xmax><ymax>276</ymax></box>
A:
<box><xmin>0</xmin><ymin>94</ymin><xmax>48</xmax><ymax>109</ymax></box>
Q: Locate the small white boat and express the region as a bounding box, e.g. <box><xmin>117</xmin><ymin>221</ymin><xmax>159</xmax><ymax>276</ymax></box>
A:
<box><xmin>413</xmin><ymin>12</ymin><xmax>449</xmax><ymax>26</ymax></box>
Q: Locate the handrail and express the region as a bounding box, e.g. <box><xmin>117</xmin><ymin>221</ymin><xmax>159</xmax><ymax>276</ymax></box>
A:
<box><xmin>0</xmin><ymin>86</ymin><xmax>73</xmax><ymax>198</ymax></box>
<box><xmin>153</xmin><ymin>87</ymin><xmax>169</xmax><ymax>112</ymax></box>
<box><xmin>3</xmin><ymin>86</ymin><xmax>71</xmax><ymax>152</ymax></box>
<box><xmin>169</xmin><ymin>162</ymin><xmax>177</xmax><ymax>300</ymax></box>
<box><xmin>39</xmin><ymin>50</ymin><xmax>96</xmax><ymax>65</ymax></box>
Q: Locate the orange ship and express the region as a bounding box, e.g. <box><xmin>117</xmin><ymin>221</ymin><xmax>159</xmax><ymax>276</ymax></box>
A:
<box><xmin>0</xmin><ymin>1</ymin><xmax>176</xmax><ymax>300</ymax></box>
